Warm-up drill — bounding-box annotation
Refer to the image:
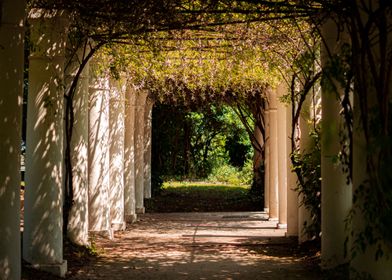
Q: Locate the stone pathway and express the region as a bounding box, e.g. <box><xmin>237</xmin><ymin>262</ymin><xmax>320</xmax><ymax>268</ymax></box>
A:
<box><xmin>69</xmin><ymin>212</ymin><xmax>322</xmax><ymax>280</ymax></box>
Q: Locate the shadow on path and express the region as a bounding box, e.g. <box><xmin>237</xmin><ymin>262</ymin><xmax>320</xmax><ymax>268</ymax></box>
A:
<box><xmin>67</xmin><ymin>212</ymin><xmax>322</xmax><ymax>280</ymax></box>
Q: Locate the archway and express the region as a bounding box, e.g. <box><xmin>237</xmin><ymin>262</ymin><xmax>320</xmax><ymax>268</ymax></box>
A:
<box><xmin>1</xmin><ymin>2</ymin><xmax>392</xmax><ymax>279</ymax></box>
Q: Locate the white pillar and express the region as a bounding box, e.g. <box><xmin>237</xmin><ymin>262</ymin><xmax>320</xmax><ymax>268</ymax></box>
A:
<box><xmin>135</xmin><ymin>91</ymin><xmax>148</xmax><ymax>214</ymax></box>
<box><xmin>23</xmin><ymin>10</ymin><xmax>68</xmax><ymax>277</ymax></box>
<box><xmin>124</xmin><ymin>89</ymin><xmax>137</xmax><ymax>222</ymax></box>
<box><xmin>286</xmin><ymin>101</ymin><xmax>299</xmax><ymax>236</ymax></box>
<box><xmin>277</xmin><ymin>84</ymin><xmax>288</xmax><ymax>229</ymax></box>
<box><xmin>263</xmin><ymin>108</ymin><xmax>270</xmax><ymax>212</ymax></box>
<box><xmin>65</xmin><ymin>46</ymin><xmax>90</xmax><ymax>246</ymax></box>
<box><xmin>143</xmin><ymin>98</ymin><xmax>153</xmax><ymax>199</ymax></box>
<box><xmin>0</xmin><ymin>1</ymin><xmax>25</xmax><ymax>278</ymax></box>
<box><xmin>268</xmin><ymin>88</ymin><xmax>279</xmax><ymax>220</ymax></box>
<box><xmin>109</xmin><ymin>79</ymin><xmax>126</xmax><ymax>231</ymax></box>
<box><xmin>351</xmin><ymin>90</ymin><xmax>392</xmax><ymax>279</ymax></box>
<box><xmin>350</xmin><ymin>1</ymin><xmax>392</xmax><ymax>277</ymax></box>
<box><xmin>320</xmin><ymin>19</ymin><xmax>352</xmax><ymax>268</ymax></box>
<box><xmin>88</xmin><ymin>61</ymin><xmax>112</xmax><ymax>238</ymax></box>
<box><xmin>298</xmin><ymin>100</ymin><xmax>313</xmax><ymax>243</ymax></box>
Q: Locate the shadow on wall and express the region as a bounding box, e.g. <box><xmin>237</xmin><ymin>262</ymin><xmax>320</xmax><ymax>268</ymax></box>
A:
<box><xmin>88</xmin><ymin>72</ymin><xmax>110</xmax><ymax>233</ymax></box>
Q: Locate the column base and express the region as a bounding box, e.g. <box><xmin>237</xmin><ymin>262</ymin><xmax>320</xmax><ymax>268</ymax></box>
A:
<box><xmin>111</xmin><ymin>222</ymin><xmax>126</xmax><ymax>231</ymax></box>
<box><xmin>136</xmin><ymin>207</ymin><xmax>145</xmax><ymax>214</ymax></box>
<box><xmin>277</xmin><ymin>223</ymin><xmax>287</xmax><ymax>229</ymax></box>
<box><xmin>30</xmin><ymin>260</ymin><xmax>67</xmax><ymax>278</ymax></box>
<box><xmin>89</xmin><ymin>229</ymin><xmax>113</xmax><ymax>240</ymax></box>
<box><xmin>125</xmin><ymin>214</ymin><xmax>137</xmax><ymax>223</ymax></box>
<box><xmin>67</xmin><ymin>231</ymin><xmax>90</xmax><ymax>247</ymax></box>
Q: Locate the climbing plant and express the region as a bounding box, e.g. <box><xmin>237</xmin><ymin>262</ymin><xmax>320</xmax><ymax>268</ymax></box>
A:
<box><xmin>291</xmin><ymin>129</ymin><xmax>321</xmax><ymax>240</ymax></box>
<box><xmin>25</xmin><ymin>0</ymin><xmax>315</xmax><ymax>241</ymax></box>
<box><xmin>27</xmin><ymin>3</ymin><xmax>392</xmax><ymax>264</ymax></box>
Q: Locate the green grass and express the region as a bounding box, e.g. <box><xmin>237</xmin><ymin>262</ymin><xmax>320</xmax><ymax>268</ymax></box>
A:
<box><xmin>145</xmin><ymin>181</ymin><xmax>263</xmax><ymax>212</ymax></box>
<box><xmin>163</xmin><ymin>180</ymin><xmax>250</xmax><ymax>189</ymax></box>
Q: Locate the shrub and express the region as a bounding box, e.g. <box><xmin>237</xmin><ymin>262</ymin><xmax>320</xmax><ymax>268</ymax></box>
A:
<box><xmin>208</xmin><ymin>162</ymin><xmax>252</xmax><ymax>186</ymax></box>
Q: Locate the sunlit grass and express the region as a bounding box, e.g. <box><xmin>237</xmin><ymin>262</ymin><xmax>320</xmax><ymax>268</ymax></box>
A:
<box><xmin>145</xmin><ymin>181</ymin><xmax>261</xmax><ymax>212</ymax></box>
<box><xmin>163</xmin><ymin>180</ymin><xmax>250</xmax><ymax>189</ymax></box>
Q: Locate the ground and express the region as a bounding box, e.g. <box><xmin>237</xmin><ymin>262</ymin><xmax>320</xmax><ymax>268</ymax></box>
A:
<box><xmin>21</xmin><ymin>183</ymin><xmax>348</xmax><ymax>279</ymax></box>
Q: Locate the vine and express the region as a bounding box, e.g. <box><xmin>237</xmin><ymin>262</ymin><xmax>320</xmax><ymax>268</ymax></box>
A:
<box><xmin>25</xmin><ymin>3</ymin><xmax>392</xmax><ymax>262</ymax></box>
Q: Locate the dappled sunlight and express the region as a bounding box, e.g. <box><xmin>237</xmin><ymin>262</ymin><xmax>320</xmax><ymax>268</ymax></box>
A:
<box><xmin>68</xmin><ymin>213</ymin><xmax>321</xmax><ymax>279</ymax></box>
<box><xmin>0</xmin><ymin>3</ymin><xmax>25</xmax><ymax>276</ymax></box>
<box><xmin>22</xmin><ymin>10</ymin><xmax>69</xmax><ymax>268</ymax></box>
<box><xmin>24</xmin><ymin>68</ymin><xmax>64</xmax><ymax>264</ymax></box>
<box><xmin>108</xmin><ymin>80</ymin><xmax>127</xmax><ymax>230</ymax></box>
<box><xmin>88</xmin><ymin>71</ymin><xmax>111</xmax><ymax>232</ymax></box>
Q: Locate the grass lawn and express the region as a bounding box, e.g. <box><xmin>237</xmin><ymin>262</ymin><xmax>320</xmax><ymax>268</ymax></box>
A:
<box><xmin>145</xmin><ymin>181</ymin><xmax>263</xmax><ymax>212</ymax></box>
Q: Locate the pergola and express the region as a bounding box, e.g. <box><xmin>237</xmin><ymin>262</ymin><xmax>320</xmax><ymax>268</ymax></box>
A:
<box><xmin>1</xmin><ymin>1</ymin><xmax>392</xmax><ymax>279</ymax></box>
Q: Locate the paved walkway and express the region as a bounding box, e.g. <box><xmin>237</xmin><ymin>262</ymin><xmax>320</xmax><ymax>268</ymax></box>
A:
<box><xmin>69</xmin><ymin>212</ymin><xmax>322</xmax><ymax>279</ymax></box>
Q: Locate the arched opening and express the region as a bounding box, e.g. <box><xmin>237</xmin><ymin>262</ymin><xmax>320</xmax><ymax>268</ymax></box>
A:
<box><xmin>147</xmin><ymin>102</ymin><xmax>263</xmax><ymax>212</ymax></box>
<box><xmin>2</xmin><ymin>2</ymin><xmax>392</xmax><ymax>279</ymax></box>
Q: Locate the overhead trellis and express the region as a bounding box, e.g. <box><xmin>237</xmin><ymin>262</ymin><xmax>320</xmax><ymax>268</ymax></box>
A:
<box><xmin>101</xmin><ymin>19</ymin><xmax>313</xmax><ymax>107</ymax></box>
<box><xmin>26</xmin><ymin>0</ymin><xmax>321</xmax><ymax>238</ymax></box>
<box><xmin>27</xmin><ymin>0</ymin><xmax>321</xmax><ymax>39</ymax></box>
<box><xmin>28</xmin><ymin>0</ymin><xmax>318</xmax><ymax>106</ymax></box>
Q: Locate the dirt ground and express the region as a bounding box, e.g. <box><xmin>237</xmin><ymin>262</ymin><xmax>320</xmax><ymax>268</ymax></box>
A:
<box><xmin>50</xmin><ymin>212</ymin><xmax>325</xmax><ymax>280</ymax></box>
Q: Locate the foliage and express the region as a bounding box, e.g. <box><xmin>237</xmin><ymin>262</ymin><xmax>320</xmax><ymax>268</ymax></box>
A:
<box><xmin>104</xmin><ymin>18</ymin><xmax>312</xmax><ymax>105</ymax></box>
<box><xmin>152</xmin><ymin>102</ymin><xmax>252</xmax><ymax>185</ymax></box>
<box><xmin>26</xmin><ymin>0</ymin><xmax>315</xmax><ymax>240</ymax></box>
<box><xmin>291</xmin><ymin>129</ymin><xmax>321</xmax><ymax>240</ymax></box>
<box><xmin>27</xmin><ymin>0</ymin><xmax>392</xmax><ymax>262</ymax></box>
<box><xmin>287</xmin><ymin>38</ymin><xmax>322</xmax><ymax>241</ymax></box>
<box><xmin>320</xmin><ymin>2</ymin><xmax>392</xmax><ymax>259</ymax></box>
<box><xmin>226</xmin><ymin>129</ymin><xmax>252</xmax><ymax>167</ymax></box>
<box><xmin>208</xmin><ymin>160</ymin><xmax>252</xmax><ymax>186</ymax></box>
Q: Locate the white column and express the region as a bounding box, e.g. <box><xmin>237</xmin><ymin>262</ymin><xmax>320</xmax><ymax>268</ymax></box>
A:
<box><xmin>143</xmin><ymin>98</ymin><xmax>153</xmax><ymax>199</ymax></box>
<box><xmin>23</xmin><ymin>10</ymin><xmax>68</xmax><ymax>277</ymax></box>
<box><xmin>298</xmin><ymin>101</ymin><xmax>313</xmax><ymax>243</ymax></box>
<box><xmin>263</xmin><ymin>108</ymin><xmax>270</xmax><ymax>212</ymax></box>
<box><xmin>124</xmin><ymin>88</ymin><xmax>137</xmax><ymax>222</ymax></box>
<box><xmin>320</xmin><ymin>19</ymin><xmax>352</xmax><ymax>268</ymax></box>
<box><xmin>109</xmin><ymin>79</ymin><xmax>126</xmax><ymax>231</ymax></box>
<box><xmin>277</xmin><ymin>84</ymin><xmax>287</xmax><ymax>229</ymax></box>
<box><xmin>135</xmin><ymin>91</ymin><xmax>148</xmax><ymax>214</ymax></box>
<box><xmin>88</xmin><ymin>61</ymin><xmax>112</xmax><ymax>238</ymax></box>
<box><xmin>350</xmin><ymin>1</ymin><xmax>392</xmax><ymax>277</ymax></box>
<box><xmin>268</xmin><ymin>88</ymin><xmax>279</xmax><ymax>220</ymax></box>
<box><xmin>286</xmin><ymin>101</ymin><xmax>299</xmax><ymax>236</ymax></box>
<box><xmin>65</xmin><ymin>46</ymin><xmax>90</xmax><ymax>246</ymax></box>
<box><xmin>351</xmin><ymin>88</ymin><xmax>392</xmax><ymax>279</ymax></box>
<box><xmin>0</xmin><ymin>1</ymin><xmax>25</xmax><ymax>278</ymax></box>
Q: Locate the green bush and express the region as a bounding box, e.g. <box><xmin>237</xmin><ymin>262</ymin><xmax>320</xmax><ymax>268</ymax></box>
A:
<box><xmin>239</xmin><ymin>159</ymin><xmax>254</xmax><ymax>185</ymax></box>
<box><xmin>292</xmin><ymin>130</ymin><xmax>321</xmax><ymax>240</ymax></box>
<box><xmin>208</xmin><ymin>161</ymin><xmax>252</xmax><ymax>186</ymax></box>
